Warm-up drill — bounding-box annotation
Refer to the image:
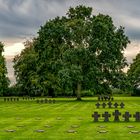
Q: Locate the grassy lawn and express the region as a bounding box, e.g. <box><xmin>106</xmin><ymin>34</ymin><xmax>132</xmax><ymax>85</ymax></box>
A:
<box><xmin>0</xmin><ymin>97</ymin><xmax>140</xmax><ymax>140</ymax></box>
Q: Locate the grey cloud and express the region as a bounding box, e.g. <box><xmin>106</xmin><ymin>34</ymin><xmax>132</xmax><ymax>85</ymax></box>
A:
<box><xmin>0</xmin><ymin>0</ymin><xmax>140</xmax><ymax>41</ymax></box>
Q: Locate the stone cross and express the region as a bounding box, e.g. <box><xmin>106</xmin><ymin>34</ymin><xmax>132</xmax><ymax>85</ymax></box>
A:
<box><xmin>107</xmin><ymin>102</ymin><xmax>112</xmax><ymax>108</ymax></box>
<box><xmin>92</xmin><ymin>112</ymin><xmax>100</xmax><ymax>122</ymax></box>
<box><xmin>133</xmin><ymin>112</ymin><xmax>140</xmax><ymax>122</ymax></box>
<box><xmin>102</xmin><ymin>112</ymin><xmax>111</xmax><ymax>122</ymax></box>
<box><xmin>120</xmin><ymin>102</ymin><xmax>125</xmax><ymax>108</ymax></box>
<box><xmin>101</xmin><ymin>96</ymin><xmax>104</xmax><ymax>101</ymax></box>
<box><xmin>113</xmin><ymin>110</ymin><xmax>121</xmax><ymax>121</ymax></box>
<box><xmin>98</xmin><ymin>96</ymin><xmax>101</xmax><ymax>101</ymax></box>
<box><xmin>36</xmin><ymin>99</ymin><xmax>39</xmax><ymax>103</ymax></box>
<box><xmin>53</xmin><ymin>99</ymin><xmax>56</xmax><ymax>103</ymax></box>
<box><xmin>49</xmin><ymin>99</ymin><xmax>52</xmax><ymax>103</ymax></box>
<box><xmin>40</xmin><ymin>99</ymin><xmax>44</xmax><ymax>103</ymax></box>
<box><xmin>95</xmin><ymin>103</ymin><xmax>100</xmax><ymax>108</ymax></box>
<box><xmin>102</xmin><ymin>103</ymin><xmax>106</xmax><ymax>108</ymax></box>
<box><xmin>104</xmin><ymin>96</ymin><xmax>107</xmax><ymax>101</ymax></box>
<box><xmin>123</xmin><ymin>112</ymin><xmax>131</xmax><ymax>121</ymax></box>
<box><xmin>44</xmin><ymin>99</ymin><xmax>48</xmax><ymax>103</ymax></box>
<box><xmin>114</xmin><ymin>103</ymin><xmax>119</xmax><ymax>108</ymax></box>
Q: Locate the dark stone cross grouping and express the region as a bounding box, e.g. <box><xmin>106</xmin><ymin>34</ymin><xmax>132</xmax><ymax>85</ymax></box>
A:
<box><xmin>36</xmin><ymin>98</ymin><xmax>56</xmax><ymax>104</ymax></box>
<box><xmin>3</xmin><ymin>97</ymin><xmax>36</xmax><ymax>102</ymax></box>
<box><xmin>22</xmin><ymin>97</ymin><xmax>35</xmax><ymax>100</ymax></box>
<box><xmin>4</xmin><ymin>98</ymin><xmax>19</xmax><ymax>102</ymax></box>
<box><xmin>95</xmin><ymin>102</ymin><xmax>125</xmax><ymax>108</ymax></box>
<box><xmin>92</xmin><ymin>110</ymin><xmax>140</xmax><ymax>122</ymax></box>
<box><xmin>98</xmin><ymin>95</ymin><xmax>114</xmax><ymax>101</ymax></box>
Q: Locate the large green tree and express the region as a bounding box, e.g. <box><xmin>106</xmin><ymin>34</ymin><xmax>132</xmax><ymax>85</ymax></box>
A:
<box><xmin>13</xmin><ymin>40</ymin><xmax>39</xmax><ymax>96</ymax></box>
<box><xmin>14</xmin><ymin>5</ymin><xmax>130</xmax><ymax>99</ymax></box>
<box><xmin>0</xmin><ymin>42</ymin><xmax>9</xmax><ymax>95</ymax></box>
<box><xmin>58</xmin><ymin>6</ymin><xmax>130</xmax><ymax>100</ymax></box>
<box><xmin>127</xmin><ymin>53</ymin><xmax>140</xmax><ymax>88</ymax></box>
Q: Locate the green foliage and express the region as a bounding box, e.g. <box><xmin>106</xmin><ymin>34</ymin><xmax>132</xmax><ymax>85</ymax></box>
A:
<box><xmin>0</xmin><ymin>42</ymin><xmax>9</xmax><ymax>96</ymax></box>
<box><xmin>127</xmin><ymin>53</ymin><xmax>140</xmax><ymax>88</ymax></box>
<box><xmin>131</xmin><ymin>87</ymin><xmax>140</xmax><ymax>96</ymax></box>
<box><xmin>13</xmin><ymin>5</ymin><xmax>130</xmax><ymax>99</ymax></box>
<box><xmin>13</xmin><ymin>40</ymin><xmax>39</xmax><ymax>96</ymax></box>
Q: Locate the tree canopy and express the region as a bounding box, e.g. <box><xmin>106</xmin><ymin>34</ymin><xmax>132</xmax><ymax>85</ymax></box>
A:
<box><xmin>13</xmin><ymin>5</ymin><xmax>130</xmax><ymax>100</ymax></box>
<box><xmin>127</xmin><ymin>53</ymin><xmax>140</xmax><ymax>88</ymax></box>
<box><xmin>0</xmin><ymin>42</ymin><xmax>9</xmax><ymax>95</ymax></box>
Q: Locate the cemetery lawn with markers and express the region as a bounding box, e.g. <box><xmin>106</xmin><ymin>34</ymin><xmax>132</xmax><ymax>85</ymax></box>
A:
<box><xmin>0</xmin><ymin>97</ymin><xmax>140</xmax><ymax>140</ymax></box>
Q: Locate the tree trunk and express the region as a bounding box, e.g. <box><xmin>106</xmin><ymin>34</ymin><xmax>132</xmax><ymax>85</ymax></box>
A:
<box><xmin>76</xmin><ymin>82</ymin><xmax>82</xmax><ymax>101</ymax></box>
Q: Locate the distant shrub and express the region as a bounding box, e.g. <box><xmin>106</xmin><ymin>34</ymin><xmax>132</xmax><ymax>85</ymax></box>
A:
<box><xmin>131</xmin><ymin>87</ymin><xmax>140</xmax><ymax>96</ymax></box>
<box><xmin>81</xmin><ymin>90</ymin><xmax>94</xmax><ymax>97</ymax></box>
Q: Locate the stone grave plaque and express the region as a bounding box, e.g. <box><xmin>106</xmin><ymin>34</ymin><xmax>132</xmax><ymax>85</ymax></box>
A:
<box><xmin>126</xmin><ymin>126</ymin><xmax>135</xmax><ymax>128</ymax></box>
<box><xmin>5</xmin><ymin>129</ymin><xmax>16</xmax><ymax>132</ymax></box>
<box><xmin>67</xmin><ymin>129</ymin><xmax>77</xmax><ymax>133</ymax></box>
<box><xmin>130</xmin><ymin>130</ymin><xmax>140</xmax><ymax>134</ymax></box>
<box><xmin>97</xmin><ymin>130</ymin><xmax>108</xmax><ymax>133</ymax></box>
<box><xmin>98</xmin><ymin>126</ymin><xmax>106</xmax><ymax>128</ymax></box>
<box><xmin>71</xmin><ymin>125</ymin><xmax>79</xmax><ymax>128</ymax></box>
<box><xmin>44</xmin><ymin>125</ymin><xmax>52</xmax><ymax>128</ymax></box>
<box><xmin>35</xmin><ymin>129</ymin><xmax>45</xmax><ymax>132</ymax></box>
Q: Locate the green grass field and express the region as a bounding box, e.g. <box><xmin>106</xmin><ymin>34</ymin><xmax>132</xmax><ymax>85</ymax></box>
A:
<box><xmin>0</xmin><ymin>97</ymin><xmax>140</xmax><ymax>140</ymax></box>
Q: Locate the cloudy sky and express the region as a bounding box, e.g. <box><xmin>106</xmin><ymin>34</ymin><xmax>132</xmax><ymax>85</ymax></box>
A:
<box><xmin>0</xmin><ymin>0</ymin><xmax>140</xmax><ymax>84</ymax></box>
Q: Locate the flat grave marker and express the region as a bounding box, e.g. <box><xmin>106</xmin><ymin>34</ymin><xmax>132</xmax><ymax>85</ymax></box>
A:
<box><xmin>35</xmin><ymin>129</ymin><xmax>45</xmax><ymax>133</ymax></box>
<box><xmin>97</xmin><ymin>130</ymin><xmax>108</xmax><ymax>133</ymax></box>
<box><xmin>5</xmin><ymin>129</ymin><xmax>16</xmax><ymax>132</ymax></box>
<box><xmin>67</xmin><ymin>129</ymin><xmax>77</xmax><ymax>133</ymax></box>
